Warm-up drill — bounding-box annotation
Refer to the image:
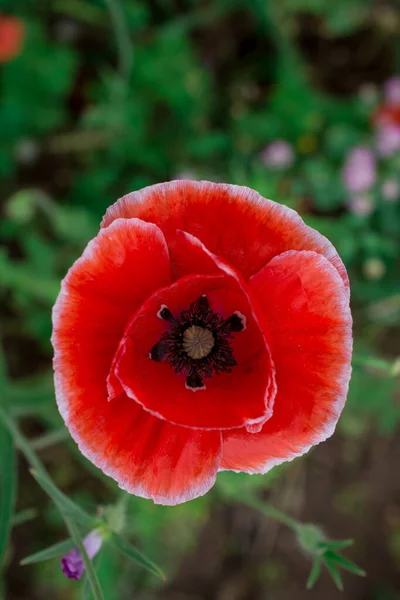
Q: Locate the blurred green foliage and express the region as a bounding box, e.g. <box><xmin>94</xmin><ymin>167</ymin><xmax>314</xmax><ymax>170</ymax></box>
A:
<box><xmin>1</xmin><ymin>0</ymin><xmax>400</xmax><ymax>598</ymax></box>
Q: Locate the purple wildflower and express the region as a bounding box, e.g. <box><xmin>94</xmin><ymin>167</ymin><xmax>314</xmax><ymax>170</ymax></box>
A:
<box><xmin>382</xmin><ymin>179</ymin><xmax>400</xmax><ymax>202</ymax></box>
<box><xmin>342</xmin><ymin>146</ymin><xmax>376</xmax><ymax>193</ymax></box>
<box><xmin>347</xmin><ymin>195</ymin><xmax>375</xmax><ymax>217</ymax></box>
<box><xmin>384</xmin><ymin>76</ymin><xmax>400</xmax><ymax>106</ymax></box>
<box><xmin>61</xmin><ymin>530</ymin><xmax>102</xmax><ymax>580</ymax></box>
<box><xmin>376</xmin><ymin>123</ymin><xmax>400</xmax><ymax>157</ymax></box>
<box><xmin>261</xmin><ymin>140</ymin><xmax>294</xmax><ymax>169</ymax></box>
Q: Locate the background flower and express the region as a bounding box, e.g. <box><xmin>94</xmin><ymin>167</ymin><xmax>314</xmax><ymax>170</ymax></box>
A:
<box><xmin>384</xmin><ymin>76</ymin><xmax>400</xmax><ymax>105</ymax></box>
<box><xmin>347</xmin><ymin>194</ymin><xmax>375</xmax><ymax>216</ymax></box>
<box><xmin>342</xmin><ymin>146</ymin><xmax>376</xmax><ymax>193</ymax></box>
<box><xmin>375</xmin><ymin>123</ymin><xmax>400</xmax><ymax>157</ymax></box>
<box><xmin>0</xmin><ymin>15</ymin><xmax>24</xmax><ymax>63</ymax></box>
<box><xmin>260</xmin><ymin>140</ymin><xmax>294</xmax><ymax>169</ymax></box>
<box><xmin>382</xmin><ymin>179</ymin><xmax>400</xmax><ymax>202</ymax></box>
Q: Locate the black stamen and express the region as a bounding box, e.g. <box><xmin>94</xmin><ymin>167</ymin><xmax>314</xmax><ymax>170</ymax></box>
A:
<box><xmin>222</xmin><ymin>313</ymin><xmax>245</xmax><ymax>332</ymax></box>
<box><xmin>186</xmin><ymin>372</ymin><xmax>205</xmax><ymax>389</ymax></box>
<box><xmin>193</xmin><ymin>295</ymin><xmax>209</xmax><ymax>314</ymax></box>
<box><xmin>158</xmin><ymin>306</ymin><xmax>174</xmax><ymax>321</ymax></box>
<box><xmin>150</xmin><ymin>295</ymin><xmax>245</xmax><ymax>388</ymax></box>
<box><xmin>149</xmin><ymin>341</ymin><xmax>168</xmax><ymax>361</ymax></box>
<box><xmin>223</xmin><ymin>355</ymin><xmax>237</xmax><ymax>367</ymax></box>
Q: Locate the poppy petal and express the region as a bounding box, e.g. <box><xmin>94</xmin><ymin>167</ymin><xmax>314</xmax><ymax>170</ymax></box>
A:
<box><xmin>165</xmin><ymin>230</ymin><xmax>277</xmax><ymax>420</ymax></box>
<box><xmin>112</xmin><ymin>273</ymin><xmax>276</xmax><ymax>430</ymax></box>
<box><xmin>101</xmin><ymin>181</ymin><xmax>349</xmax><ymax>291</ymax></box>
<box><xmin>220</xmin><ymin>250</ymin><xmax>352</xmax><ymax>473</ymax></box>
<box><xmin>75</xmin><ymin>392</ymin><xmax>222</xmax><ymax>505</ymax></box>
<box><xmin>52</xmin><ymin>219</ymin><xmax>187</xmax><ymax>492</ymax></box>
<box><xmin>170</xmin><ymin>229</ymin><xmax>221</xmax><ymax>279</ymax></box>
<box><xmin>52</xmin><ymin>218</ymin><xmax>170</xmax><ymax>380</ymax></box>
<box><xmin>52</xmin><ymin>218</ymin><xmax>220</xmax><ymax>504</ymax></box>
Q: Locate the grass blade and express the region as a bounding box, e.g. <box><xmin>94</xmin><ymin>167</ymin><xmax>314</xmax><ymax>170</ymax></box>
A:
<box><xmin>12</xmin><ymin>508</ymin><xmax>38</xmax><ymax>527</ymax></box>
<box><xmin>0</xmin><ymin>409</ymin><xmax>95</xmax><ymax>526</ymax></box>
<box><xmin>0</xmin><ymin>423</ymin><xmax>17</xmax><ymax>568</ymax></box>
<box><xmin>30</xmin><ymin>469</ymin><xmax>95</xmax><ymax>527</ymax></box>
<box><xmin>0</xmin><ymin>407</ymin><xmax>49</xmax><ymax>477</ymax></box>
<box><xmin>21</xmin><ymin>539</ymin><xmax>74</xmax><ymax>565</ymax></box>
<box><xmin>110</xmin><ymin>531</ymin><xmax>165</xmax><ymax>581</ymax></box>
<box><xmin>30</xmin><ymin>428</ymin><xmax>69</xmax><ymax>450</ymax></box>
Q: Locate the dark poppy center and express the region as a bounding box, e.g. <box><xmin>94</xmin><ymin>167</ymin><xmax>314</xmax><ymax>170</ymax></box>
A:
<box><xmin>149</xmin><ymin>295</ymin><xmax>245</xmax><ymax>390</ymax></box>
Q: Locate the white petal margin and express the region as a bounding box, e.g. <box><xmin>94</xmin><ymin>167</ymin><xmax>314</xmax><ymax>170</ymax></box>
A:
<box><xmin>220</xmin><ymin>250</ymin><xmax>353</xmax><ymax>474</ymax></box>
<box><xmin>51</xmin><ymin>217</ymin><xmax>223</xmax><ymax>505</ymax></box>
<box><xmin>100</xmin><ymin>180</ymin><xmax>349</xmax><ymax>296</ymax></box>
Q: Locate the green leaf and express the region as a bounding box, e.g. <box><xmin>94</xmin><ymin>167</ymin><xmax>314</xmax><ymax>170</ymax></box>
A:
<box><xmin>0</xmin><ymin>422</ymin><xmax>17</xmax><ymax>568</ymax></box>
<box><xmin>325</xmin><ymin>558</ymin><xmax>344</xmax><ymax>591</ymax></box>
<box><xmin>306</xmin><ymin>557</ymin><xmax>322</xmax><ymax>589</ymax></box>
<box><xmin>21</xmin><ymin>539</ymin><xmax>74</xmax><ymax>565</ymax></box>
<box><xmin>109</xmin><ymin>531</ymin><xmax>166</xmax><ymax>581</ymax></box>
<box><xmin>30</xmin><ymin>469</ymin><xmax>95</xmax><ymax>527</ymax></box>
<box><xmin>326</xmin><ymin>551</ymin><xmax>366</xmax><ymax>577</ymax></box>
<box><xmin>12</xmin><ymin>508</ymin><xmax>38</xmax><ymax>527</ymax></box>
<box><xmin>319</xmin><ymin>539</ymin><xmax>353</xmax><ymax>552</ymax></box>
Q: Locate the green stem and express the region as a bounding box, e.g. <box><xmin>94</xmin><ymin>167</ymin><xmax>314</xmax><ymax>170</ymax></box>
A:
<box><xmin>103</xmin><ymin>0</ymin><xmax>133</xmax><ymax>83</ymax></box>
<box><xmin>64</xmin><ymin>516</ymin><xmax>105</xmax><ymax>600</ymax></box>
<box><xmin>0</xmin><ymin>407</ymin><xmax>47</xmax><ymax>478</ymax></box>
<box><xmin>239</xmin><ymin>494</ymin><xmax>300</xmax><ymax>531</ymax></box>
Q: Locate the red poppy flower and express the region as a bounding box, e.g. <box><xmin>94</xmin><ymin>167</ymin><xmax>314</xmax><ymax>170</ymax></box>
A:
<box><xmin>0</xmin><ymin>15</ymin><xmax>24</xmax><ymax>63</ymax></box>
<box><xmin>52</xmin><ymin>181</ymin><xmax>352</xmax><ymax>505</ymax></box>
<box><xmin>373</xmin><ymin>103</ymin><xmax>400</xmax><ymax>127</ymax></box>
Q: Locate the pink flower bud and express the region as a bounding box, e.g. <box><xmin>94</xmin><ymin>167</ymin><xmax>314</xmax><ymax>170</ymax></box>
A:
<box><xmin>61</xmin><ymin>530</ymin><xmax>102</xmax><ymax>580</ymax></box>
